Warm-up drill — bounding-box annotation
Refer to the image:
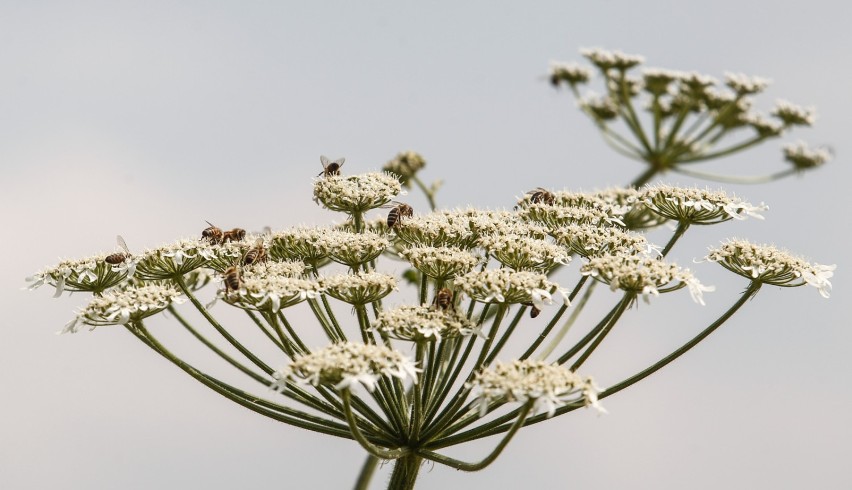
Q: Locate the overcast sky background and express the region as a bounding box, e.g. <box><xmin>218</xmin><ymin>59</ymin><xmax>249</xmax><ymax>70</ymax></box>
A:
<box><xmin>2</xmin><ymin>1</ymin><xmax>850</xmax><ymax>489</ymax></box>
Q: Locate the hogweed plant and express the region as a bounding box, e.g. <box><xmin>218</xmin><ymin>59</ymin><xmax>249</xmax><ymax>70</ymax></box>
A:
<box><xmin>28</xmin><ymin>48</ymin><xmax>834</xmax><ymax>489</ymax></box>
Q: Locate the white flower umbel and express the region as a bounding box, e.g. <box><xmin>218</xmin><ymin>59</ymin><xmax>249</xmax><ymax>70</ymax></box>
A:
<box><xmin>313</xmin><ymin>172</ymin><xmax>402</xmax><ymax>214</ymax></box>
<box><xmin>64</xmin><ymin>284</ymin><xmax>185</xmax><ymax>333</ymax></box>
<box><xmin>772</xmin><ymin>99</ymin><xmax>816</xmax><ymax>127</ymax></box>
<box><xmin>373</xmin><ymin>305</ymin><xmax>480</xmax><ymax>342</ymax></box>
<box><xmin>321</xmin><ymin>271</ymin><xmax>397</xmax><ymax>305</ymax></box>
<box><xmin>467</xmin><ymin>360</ymin><xmax>604</xmax><ymax>418</ymax></box>
<box><xmin>581</xmin><ymin>254</ymin><xmax>713</xmax><ymax>304</ymax></box>
<box><xmin>448</xmin><ymin>208</ymin><xmax>549</xmax><ymax>240</ymax></box>
<box><xmin>382</xmin><ymin>151</ymin><xmax>426</xmax><ymax>187</ymax></box>
<box><xmin>28</xmin><ymin>253</ymin><xmax>131</xmax><ymax>297</ymax></box>
<box><xmin>548</xmin><ymin>61</ymin><xmax>592</xmax><ymax>87</ymax></box>
<box><xmin>223</xmin><ymin>272</ymin><xmax>322</xmax><ymax>313</ymax></box>
<box><xmin>244</xmin><ymin>260</ymin><xmax>307</xmax><ymax>278</ymax></box>
<box><xmin>783</xmin><ymin>141</ymin><xmax>832</xmax><ymax>171</ymax></box>
<box><xmin>135</xmin><ymin>238</ymin><xmax>217</xmax><ymax>280</ymax></box>
<box><xmin>269</xmin><ymin>227</ymin><xmax>333</xmax><ymax>264</ymax></box>
<box><xmin>455</xmin><ymin>268</ymin><xmax>570</xmax><ymax>309</ymax></box>
<box><xmin>399</xmin><ymin>246</ymin><xmax>481</xmax><ymax>281</ymax></box>
<box><xmin>520</xmin><ymin>202</ymin><xmax>623</xmax><ymax>232</ymax></box>
<box><xmin>477</xmin><ymin>234</ymin><xmax>571</xmax><ymax>272</ymax></box>
<box><xmin>581</xmin><ymin>47</ymin><xmax>644</xmax><ymax>72</ymax></box>
<box><xmin>724</xmin><ymin>72</ymin><xmax>771</xmax><ymax>95</ymax></box>
<box><xmin>271</xmin><ymin>342</ymin><xmax>419</xmax><ymax>393</ymax></box>
<box><xmin>319</xmin><ymin>230</ymin><xmax>389</xmax><ymax>268</ymax></box>
<box><xmin>393</xmin><ymin>212</ymin><xmax>477</xmax><ymax>249</ymax></box>
<box><xmin>705</xmin><ymin>239</ymin><xmax>835</xmax><ymax>298</ymax></box>
<box><xmin>642</xmin><ymin>185</ymin><xmax>767</xmax><ymax>224</ymax></box>
<box><xmin>554</xmin><ymin>224</ymin><xmax>659</xmax><ymax>258</ymax></box>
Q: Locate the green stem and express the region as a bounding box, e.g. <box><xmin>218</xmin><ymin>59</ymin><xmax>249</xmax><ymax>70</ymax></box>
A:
<box><xmin>353</xmin><ymin>455</ymin><xmax>380</xmax><ymax>490</ymax></box>
<box><xmin>125</xmin><ymin>322</ymin><xmax>355</xmax><ymax>438</ymax></box>
<box><xmin>166</xmin><ymin>305</ymin><xmax>269</xmax><ymax>385</ymax></box>
<box><xmin>569</xmin><ymin>293</ymin><xmax>635</xmax><ymax>371</ymax></box>
<box><xmin>555</xmin><ymin>292</ymin><xmax>627</xmax><ymax>366</ymax></box>
<box><xmin>342</xmin><ymin>390</ymin><xmax>409</xmax><ymax>460</ymax></box>
<box><xmin>535</xmin><ymin>278</ymin><xmax>595</xmax><ymax>361</ymax></box>
<box><xmin>411</xmin><ymin>175</ymin><xmax>437</xmax><ymax>211</ymax></box>
<box><xmin>676</xmin><ymin>134</ymin><xmax>768</xmax><ymax>163</ymax></box>
<box><xmin>176</xmin><ymin>277</ymin><xmax>274</xmax><ymax>375</ymax></box>
<box><xmin>671</xmin><ymin>166</ymin><xmax>798</xmax><ymax>184</ymax></box>
<box><xmin>386</xmin><ymin>454</ymin><xmax>423</xmax><ymax>490</ymax></box>
<box><xmin>418</xmin><ymin>403</ymin><xmax>532</xmax><ymax>471</ymax></box>
<box><xmin>660</xmin><ymin>221</ymin><xmax>690</xmax><ymax>258</ymax></box>
<box><xmin>483</xmin><ymin>305</ymin><xmax>526</xmax><ymax>365</ymax></box>
<box><xmin>433</xmin><ymin>282</ymin><xmax>762</xmax><ymax>446</ymax></box>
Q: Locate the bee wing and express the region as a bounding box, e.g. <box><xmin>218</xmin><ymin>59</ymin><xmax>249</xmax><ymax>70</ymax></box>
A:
<box><xmin>205</xmin><ymin>220</ymin><xmax>217</xmax><ymax>227</ymax></box>
<box><xmin>255</xmin><ymin>237</ymin><xmax>264</xmax><ymax>247</ymax></box>
<box><xmin>320</xmin><ymin>155</ymin><xmax>330</xmax><ymax>168</ymax></box>
<box><xmin>333</xmin><ymin>157</ymin><xmax>345</xmax><ymax>167</ymax></box>
<box><xmin>116</xmin><ymin>235</ymin><xmax>130</xmax><ymax>253</ymax></box>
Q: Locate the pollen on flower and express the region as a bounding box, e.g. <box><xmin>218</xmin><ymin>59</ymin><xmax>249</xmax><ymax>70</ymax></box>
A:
<box><xmin>642</xmin><ymin>184</ymin><xmax>767</xmax><ymax>224</ymax></box>
<box><xmin>313</xmin><ymin>172</ymin><xmax>402</xmax><ymax>214</ymax></box>
<box><xmin>705</xmin><ymin>239</ymin><xmax>834</xmax><ymax>298</ymax></box>
<box><xmin>467</xmin><ymin>360</ymin><xmax>605</xmax><ymax>418</ymax></box>
<box><xmin>65</xmin><ymin>284</ymin><xmax>185</xmax><ymax>333</ymax></box>
<box><xmin>455</xmin><ymin>268</ymin><xmax>570</xmax><ymax>309</ymax></box>
<box><xmin>373</xmin><ymin>305</ymin><xmax>480</xmax><ymax>342</ymax></box>
<box><xmin>398</xmin><ymin>246</ymin><xmax>481</xmax><ymax>281</ymax></box>
<box><xmin>320</xmin><ymin>271</ymin><xmax>397</xmax><ymax>305</ymax></box>
<box><xmin>271</xmin><ymin>342</ymin><xmax>419</xmax><ymax>393</ymax></box>
<box><xmin>581</xmin><ymin>254</ymin><xmax>713</xmax><ymax>304</ymax></box>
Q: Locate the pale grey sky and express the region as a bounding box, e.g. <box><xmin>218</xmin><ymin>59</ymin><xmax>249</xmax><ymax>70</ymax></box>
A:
<box><xmin>2</xmin><ymin>1</ymin><xmax>850</xmax><ymax>489</ymax></box>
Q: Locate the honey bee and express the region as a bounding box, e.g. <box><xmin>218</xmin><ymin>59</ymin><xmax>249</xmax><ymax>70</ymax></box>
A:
<box><xmin>384</xmin><ymin>201</ymin><xmax>414</xmax><ymax>228</ymax></box>
<box><xmin>433</xmin><ymin>288</ymin><xmax>454</xmax><ymax>311</ymax></box>
<box><xmin>202</xmin><ymin>220</ymin><xmax>224</xmax><ymax>244</ymax></box>
<box><xmin>318</xmin><ymin>155</ymin><xmax>345</xmax><ymax>177</ymax></box>
<box><xmin>223</xmin><ymin>265</ymin><xmax>242</xmax><ymax>295</ymax></box>
<box><xmin>105</xmin><ymin>235</ymin><xmax>132</xmax><ymax>265</ymax></box>
<box><xmin>526</xmin><ymin>187</ymin><xmax>556</xmax><ymax>206</ymax></box>
<box><xmin>222</xmin><ymin>228</ymin><xmax>246</xmax><ymax>243</ymax></box>
<box><xmin>241</xmin><ymin>238</ymin><xmax>268</xmax><ymax>266</ymax></box>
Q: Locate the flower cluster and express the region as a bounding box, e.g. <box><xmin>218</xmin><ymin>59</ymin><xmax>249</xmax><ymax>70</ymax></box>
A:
<box><xmin>374</xmin><ymin>305</ymin><xmax>480</xmax><ymax>342</ymax></box>
<box><xmin>398</xmin><ymin>246</ymin><xmax>481</xmax><ymax>281</ymax></box>
<box><xmin>27</xmin><ymin>253</ymin><xmax>131</xmax><ymax>296</ymax></box>
<box><xmin>64</xmin><ymin>284</ymin><xmax>184</xmax><ymax>333</ymax></box>
<box><xmin>271</xmin><ymin>342</ymin><xmax>420</xmax><ymax>392</ymax></box>
<box><xmin>783</xmin><ymin>141</ymin><xmax>832</xmax><ymax>171</ymax></box>
<box><xmin>313</xmin><ymin>172</ymin><xmax>402</xmax><ymax>214</ymax></box>
<box><xmin>321</xmin><ymin>271</ymin><xmax>397</xmax><ymax>305</ymax></box>
<box><xmin>477</xmin><ymin>234</ymin><xmax>570</xmax><ymax>272</ymax></box>
<box><xmin>135</xmin><ymin>238</ymin><xmax>217</xmax><ymax>280</ymax></box>
<box><xmin>581</xmin><ymin>254</ymin><xmax>713</xmax><ymax>304</ymax></box>
<box><xmin>642</xmin><ymin>185</ymin><xmax>767</xmax><ymax>224</ymax></box>
<box><xmin>382</xmin><ymin>151</ymin><xmax>426</xmax><ymax>187</ymax></box>
<box><xmin>468</xmin><ymin>360</ymin><xmax>604</xmax><ymax>418</ymax></box>
<box><xmin>705</xmin><ymin>239</ymin><xmax>834</xmax><ymax>297</ymax></box>
<box><xmin>455</xmin><ymin>268</ymin><xmax>570</xmax><ymax>309</ymax></box>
